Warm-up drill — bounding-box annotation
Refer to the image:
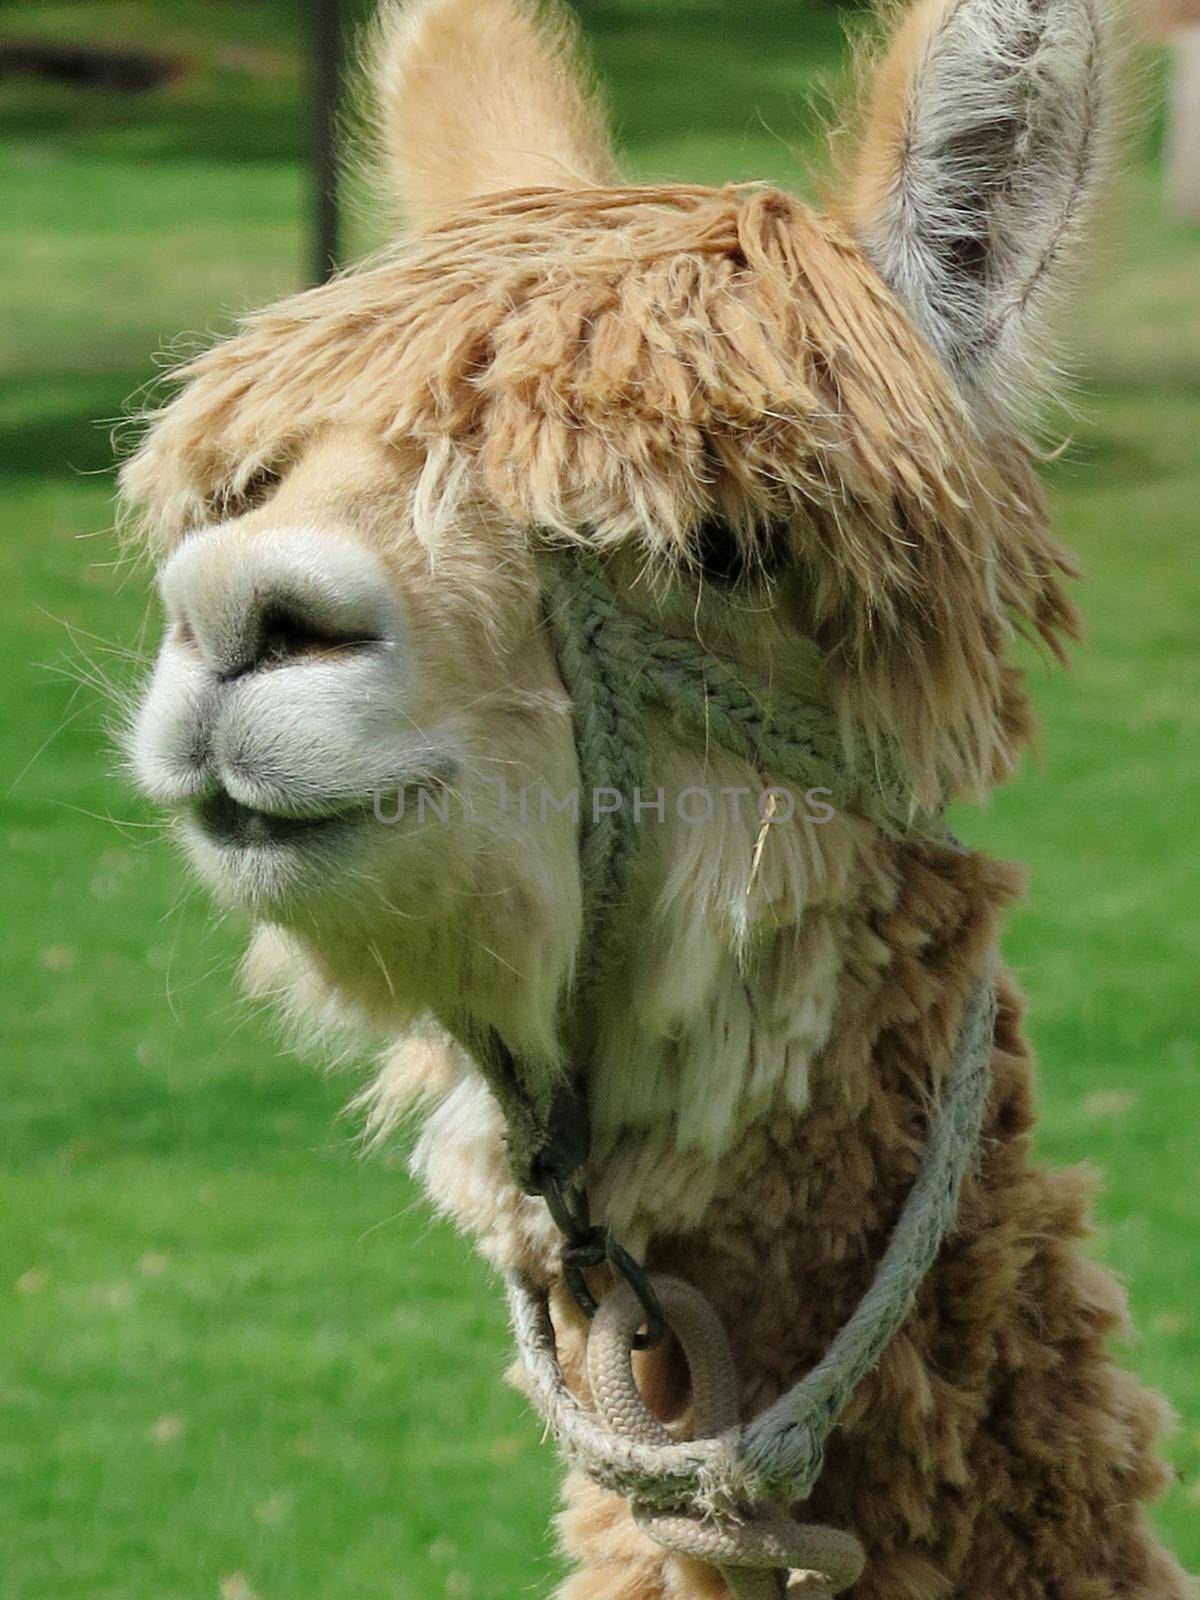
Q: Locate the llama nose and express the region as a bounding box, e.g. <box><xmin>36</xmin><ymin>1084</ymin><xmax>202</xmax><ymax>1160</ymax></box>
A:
<box><xmin>157</xmin><ymin>526</ymin><xmax>401</xmax><ymax>681</ymax></box>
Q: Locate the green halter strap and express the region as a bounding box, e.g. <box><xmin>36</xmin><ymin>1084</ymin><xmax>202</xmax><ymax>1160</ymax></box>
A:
<box><xmin>468</xmin><ymin>547</ymin><xmax>942</xmax><ymax>1337</ymax></box>
<box><xmin>470</xmin><ymin>548</ymin><xmax>998</xmax><ymax>1585</ymax></box>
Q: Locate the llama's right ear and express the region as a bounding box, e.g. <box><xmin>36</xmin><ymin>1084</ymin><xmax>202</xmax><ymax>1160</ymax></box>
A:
<box><xmin>842</xmin><ymin>0</ymin><xmax>1114</xmax><ymax>428</ymax></box>
<box><xmin>369</xmin><ymin>0</ymin><xmax>617</xmax><ymax>227</ymax></box>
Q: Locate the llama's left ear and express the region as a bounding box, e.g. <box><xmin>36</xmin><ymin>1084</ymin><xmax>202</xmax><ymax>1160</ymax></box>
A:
<box><xmin>369</xmin><ymin>0</ymin><xmax>617</xmax><ymax>227</ymax></box>
<box><xmin>842</xmin><ymin>0</ymin><xmax>1114</xmax><ymax>427</ymax></box>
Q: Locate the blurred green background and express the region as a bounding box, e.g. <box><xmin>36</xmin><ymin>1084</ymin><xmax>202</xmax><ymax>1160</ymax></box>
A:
<box><xmin>1</xmin><ymin>3</ymin><xmax>1197</xmax><ymax>1597</ymax></box>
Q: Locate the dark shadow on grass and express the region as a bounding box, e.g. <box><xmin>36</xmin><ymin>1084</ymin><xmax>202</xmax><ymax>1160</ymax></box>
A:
<box><xmin>0</xmin><ymin>373</ymin><xmax>155</xmax><ymax>482</ymax></box>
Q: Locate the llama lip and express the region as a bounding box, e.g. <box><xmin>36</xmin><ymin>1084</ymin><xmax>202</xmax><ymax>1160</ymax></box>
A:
<box><xmin>191</xmin><ymin>790</ymin><xmax>362</xmax><ymax>848</ymax></box>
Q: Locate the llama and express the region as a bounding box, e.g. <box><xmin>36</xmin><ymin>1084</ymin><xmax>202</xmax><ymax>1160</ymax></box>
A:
<box><xmin>121</xmin><ymin>1</ymin><xmax>1191</xmax><ymax>1597</ymax></box>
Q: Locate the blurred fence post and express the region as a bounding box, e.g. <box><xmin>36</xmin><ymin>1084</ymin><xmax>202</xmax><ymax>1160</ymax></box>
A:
<box><xmin>1168</xmin><ymin>26</ymin><xmax>1200</xmax><ymax>222</ymax></box>
<box><xmin>311</xmin><ymin>0</ymin><xmax>342</xmax><ymax>283</ymax></box>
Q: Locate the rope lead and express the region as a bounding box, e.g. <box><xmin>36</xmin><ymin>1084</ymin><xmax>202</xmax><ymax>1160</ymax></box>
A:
<box><xmin>588</xmin><ymin>1278</ymin><xmax>867</xmax><ymax>1599</ymax></box>
<box><xmin>506</xmin><ymin>979</ymin><xmax>998</xmax><ymax>1587</ymax></box>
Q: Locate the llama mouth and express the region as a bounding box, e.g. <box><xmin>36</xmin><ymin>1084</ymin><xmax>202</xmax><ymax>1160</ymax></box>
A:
<box><xmin>191</xmin><ymin>790</ymin><xmax>364</xmax><ymax>849</ymax></box>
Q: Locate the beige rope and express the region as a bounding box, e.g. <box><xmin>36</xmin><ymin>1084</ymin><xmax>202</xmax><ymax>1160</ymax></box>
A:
<box><xmin>505</xmin><ymin>975</ymin><xmax>997</xmax><ymax>1535</ymax></box>
<box><xmin>587</xmin><ymin>1278</ymin><xmax>865</xmax><ymax>1600</ymax></box>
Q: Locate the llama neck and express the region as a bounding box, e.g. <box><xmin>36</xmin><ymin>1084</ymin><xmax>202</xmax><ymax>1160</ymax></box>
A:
<box><xmin>581</xmin><ymin>799</ymin><xmax>882</xmax><ymax>1249</ymax></box>
<box><xmin>406</xmin><ymin>822</ymin><xmax>1010</xmax><ymax>1284</ymax></box>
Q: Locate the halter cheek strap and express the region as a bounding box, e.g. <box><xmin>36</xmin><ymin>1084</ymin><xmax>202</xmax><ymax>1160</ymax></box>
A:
<box><xmin>460</xmin><ymin>547</ymin><xmax>996</xmax><ymax>1594</ymax></box>
<box><xmin>472</xmin><ymin>546</ymin><xmax>937</xmax><ymax>1282</ymax></box>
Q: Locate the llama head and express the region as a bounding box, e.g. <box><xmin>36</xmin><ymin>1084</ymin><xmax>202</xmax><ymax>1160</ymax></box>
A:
<box><xmin>122</xmin><ymin>0</ymin><xmax>1111</xmax><ymax>1072</ymax></box>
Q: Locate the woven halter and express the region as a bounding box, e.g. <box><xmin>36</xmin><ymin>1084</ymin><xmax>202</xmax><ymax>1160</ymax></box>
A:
<box><xmin>465</xmin><ymin>547</ymin><xmax>996</xmax><ymax>1595</ymax></box>
<box><xmin>473</xmin><ymin>550</ymin><xmax>942</xmax><ymax>1195</ymax></box>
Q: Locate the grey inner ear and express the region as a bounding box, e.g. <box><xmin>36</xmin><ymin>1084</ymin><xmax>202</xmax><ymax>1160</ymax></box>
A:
<box><xmin>936</xmin><ymin>99</ymin><xmax>1039</xmax><ymax>285</ymax></box>
<box><xmin>863</xmin><ymin>0</ymin><xmax>1108</xmax><ymax>421</ymax></box>
<box><xmin>923</xmin><ymin>5</ymin><xmax>1060</xmax><ymax>349</ymax></box>
<box><xmin>932</xmin><ymin>107</ymin><xmax>1038</xmax><ymax>362</ymax></box>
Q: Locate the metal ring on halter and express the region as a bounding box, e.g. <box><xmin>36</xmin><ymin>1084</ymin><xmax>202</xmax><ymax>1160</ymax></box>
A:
<box><xmin>536</xmin><ymin>1164</ymin><xmax>666</xmax><ymax>1350</ymax></box>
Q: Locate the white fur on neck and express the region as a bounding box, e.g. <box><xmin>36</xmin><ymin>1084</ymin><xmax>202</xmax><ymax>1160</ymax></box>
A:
<box><xmin>393</xmin><ymin>747</ymin><xmax>871</xmax><ymax>1267</ymax></box>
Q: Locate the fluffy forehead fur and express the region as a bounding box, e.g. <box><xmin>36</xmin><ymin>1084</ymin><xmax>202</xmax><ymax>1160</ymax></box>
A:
<box><xmin>119</xmin><ymin>0</ymin><xmax>1119</xmax><ymax>800</ymax></box>
<box><xmin>125</xmin><ymin>181</ymin><xmax>1042</xmax><ymax>554</ymax></box>
<box><xmin>122</xmin><ymin>179</ymin><xmax>1077</xmax><ymax>801</ymax></box>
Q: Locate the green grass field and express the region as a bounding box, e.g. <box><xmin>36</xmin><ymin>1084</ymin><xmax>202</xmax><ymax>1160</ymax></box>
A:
<box><xmin>1</xmin><ymin>4</ymin><xmax>1197</xmax><ymax>1596</ymax></box>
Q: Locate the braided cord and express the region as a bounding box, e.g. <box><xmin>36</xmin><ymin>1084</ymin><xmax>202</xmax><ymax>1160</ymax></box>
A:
<box><xmin>542</xmin><ymin>557</ymin><xmax>649</xmax><ymax>1024</ymax></box>
<box><xmin>544</xmin><ymin>553</ymin><xmax>930</xmax><ymax>841</ymax></box>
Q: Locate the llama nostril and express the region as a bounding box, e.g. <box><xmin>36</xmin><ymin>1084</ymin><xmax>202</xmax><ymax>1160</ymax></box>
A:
<box><xmin>237</xmin><ymin>600</ymin><xmax>384</xmax><ymax>679</ymax></box>
<box><xmin>158</xmin><ymin>528</ymin><xmax>401</xmax><ymax>684</ymax></box>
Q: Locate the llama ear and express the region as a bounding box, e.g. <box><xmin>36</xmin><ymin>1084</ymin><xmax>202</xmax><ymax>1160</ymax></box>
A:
<box><xmin>369</xmin><ymin>0</ymin><xmax>618</xmax><ymax>226</ymax></box>
<box><xmin>842</xmin><ymin>0</ymin><xmax>1114</xmax><ymax>426</ymax></box>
